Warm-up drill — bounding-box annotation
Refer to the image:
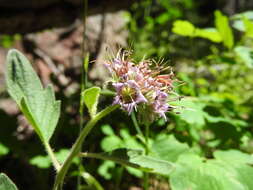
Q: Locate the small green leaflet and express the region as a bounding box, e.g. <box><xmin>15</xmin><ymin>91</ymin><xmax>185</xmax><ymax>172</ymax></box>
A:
<box><xmin>0</xmin><ymin>173</ymin><xmax>18</xmax><ymax>190</ymax></box>
<box><xmin>6</xmin><ymin>49</ymin><xmax>61</xmax><ymax>143</ymax></box>
<box><xmin>0</xmin><ymin>143</ymin><xmax>9</xmax><ymax>156</ymax></box>
<box><xmin>82</xmin><ymin>87</ymin><xmax>101</xmax><ymax>118</ymax></box>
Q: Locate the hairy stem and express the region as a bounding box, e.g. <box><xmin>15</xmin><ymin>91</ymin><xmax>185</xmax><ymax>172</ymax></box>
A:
<box><xmin>44</xmin><ymin>142</ymin><xmax>61</xmax><ymax>171</ymax></box>
<box><xmin>53</xmin><ymin>105</ymin><xmax>119</xmax><ymax>190</ymax></box>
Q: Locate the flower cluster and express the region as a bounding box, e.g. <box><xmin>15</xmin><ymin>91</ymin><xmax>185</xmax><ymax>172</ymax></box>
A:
<box><xmin>105</xmin><ymin>51</ymin><xmax>176</xmax><ymax>121</ymax></box>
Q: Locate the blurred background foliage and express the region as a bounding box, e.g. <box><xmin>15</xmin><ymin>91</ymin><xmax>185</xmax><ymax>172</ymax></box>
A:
<box><xmin>1</xmin><ymin>0</ymin><xmax>253</xmax><ymax>189</ymax></box>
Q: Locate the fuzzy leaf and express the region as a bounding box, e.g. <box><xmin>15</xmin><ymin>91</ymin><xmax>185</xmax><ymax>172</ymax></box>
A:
<box><xmin>82</xmin><ymin>87</ymin><xmax>101</xmax><ymax>118</ymax></box>
<box><xmin>0</xmin><ymin>173</ymin><xmax>18</xmax><ymax>190</ymax></box>
<box><xmin>6</xmin><ymin>49</ymin><xmax>61</xmax><ymax>143</ymax></box>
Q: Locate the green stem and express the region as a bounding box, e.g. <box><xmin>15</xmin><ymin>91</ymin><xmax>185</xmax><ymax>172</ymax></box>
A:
<box><xmin>53</xmin><ymin>105</ymin><xmax>119</xmax><ymax>190</ymax></box>
<box><xmin>80</xmin><ymin>152</ymin><xmax>139</xmax><ymax>169</ymax></box>
<box><xmin>100</xmin><ymin>90</ymin><xmax>116</xmax><ymax>96</ymax></box>
<box><xmin>131</xmin><ymin>112</ymin><xmax>144</xmax><ymax>138</ymax></box>
<box><xmin>131</xmin><ymin>112</ymin><xmax>150</xmax><ymax>190</ymax></box>
<box><xmin>44</xmin><ymin>142</ymin><xmax>61</xmax><ymax>172</ymax></box>
<box><xmin>81</xmin><ymin>171</ymin><xmax>104</xmax><ymax>190</ymax></box>
<box><xmin>144</xmin><ymin>124</ymin><xmax>150</xmax><ymax>190</ymax></box>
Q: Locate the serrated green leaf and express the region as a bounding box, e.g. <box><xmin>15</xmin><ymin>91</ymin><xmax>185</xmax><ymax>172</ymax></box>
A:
<box><xmin>172</xmin><ymin>98</ymin><xmax>206</xmax><ymax>126</ymax></box>
<box><xmin>170</xmin><ymin>161</ymin><xmax>245</xmax><ymax>190</ymax></box>
<box><xmin>215</xmin><ymin>10</ymin><xmax>234</xmax><ymax>49</ymax></box>
<box><xmin>0</xmin><ymin>143</ymin><xmax>9</xmax><ymax>156</ymax></box>
<box><xmin>84</xmin><ymin>149</ymin><xmax>174</xmax><ymax>176</ymax></box>
<box><xmin>0</xmin><ymin>173</ymin><xmax>18</xmax><ymax>190</ymax></box>
<box><xmin>170</xmin><ymin>150</ymin><xmax>253</xmax><ymax>190</ymax></box>
<box><xmin>6</xmin><ymin>49</ymin><xmax>61</xmax><ymax>143</ymax></box>
<box><xmin>82</xmin><ymin>87</ymin><xmax>101</xmax><ymax>118</ymax></box>
<box><xmin>152</xmin><ymin>135</ymin><xmax>191</xmax><ymax>162</ymax></box>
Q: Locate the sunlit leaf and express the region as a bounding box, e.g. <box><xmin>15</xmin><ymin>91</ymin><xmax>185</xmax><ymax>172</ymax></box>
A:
<box><xmin>170</xmin><ymin>150</ymin><xmax>253</xmax><ymax>190</ymax></box>
<box><xmin>213</xmin><ymin>149</ymin><xmax>253</xmax><ymax>164</ymax></box>
<box><xmin>195</xmin><ymin>28</ymin><xmax>222</xmax><ymax>42</ymax></box>
<box><xmin>152</xmin><ymin>135</ymin><xmax>191</xmax><ymax>162</ymax></box>
<box><xmin>215</xmin><ymin>10</ymin><xmax>234</xmax><ymax>49</ymax></box>
<box><xmin>82</xmin><ymin>87</ymin><xmax>101</xmax><ymax>118</ymax></box>
<box><xmin>172</xmin><ymin>98</ymin><xmax>206</xmax><ymax>126</ymax></box>
<box><xmin>232</xmin><ymin>11</ymin><xmax>253</xmax><ymax>20</ymax></box>
<box><xmin>6</xmin><ymin>49</ymin><xmax>61</xmax><ymax>143</ymax></box>
<box><xmin>172</xmin><ymin>20</ymin><xmax>195</xmax><ymax>37</ymax></box>
<box><xmin>234</xmin><ymin>46</ymin><xmax>253</xmax><ymax>68</ymax></box>
<box><xmin>243</xmin><ymin>17</ymin><xmax>253</xmax><ymax>38</ymax></box>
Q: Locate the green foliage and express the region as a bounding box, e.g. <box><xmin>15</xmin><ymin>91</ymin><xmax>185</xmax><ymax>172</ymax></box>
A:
<box><xmin>89</xmin><ymin>148</ymin><xmax>174</xmax><ymax>175</ymax></box>
<box><xmin>6</xmin><ymin>49</ymin><xmax>61</xmax><ymax>143</ymax></box>
<box><xmin>82</xmin><ymin>87</ymin><xmax>101</xmax><ymax>118</ymax></box>
<box><xmin>151</xmin><ymin>134</ymin><xmax>192</xmax><ymax>162</ymax></box>
<box><xmin>215</xmin><ymin>10</ymin><xmax>234</xmax><ymax>49</ymax></box>
<box><xmin>172</xmin><ymin>20</ymin><xmax>195</xmax><ymax>37</ymax></box>
<box><xmin>243</xmin><ymin>17</ymin><xmax>253</xmax><ymax>38</ymax></box>
<box><xmin>195</xmin><ymin>28</ymin><xmax>222</xmax><ymax>43</ymax></box>
<box><xmin>0</xmin><ymin>34</ymin><xmax>21</xmax><ymax>48</ymax></box>
<box><xmin>123</xmin><ymin>6</ymin><xmax>253</xmax><ymax>189</ymax></box>
<box><xmin>172</xmin><ymin>20</ymin><xmax>222</xmax><ymax>42</ymax></box>
<box><xmin>172</xmin><ymin>11</ymin><xmax>234</xmax><ymax>47</ymax></box>
<box><xmin>0</xmin><ymin>173</ymin><xmax>18</xmax><ymax>190</ymax></box>
<box><xmin>170</xmin><ymin>150</ymin><xmax>253</xmax><ymax>190</ymax></box>
<box><xmin>99</xmin><ymin>125</ymin><xmax>144</xmax><ymax>178</ymax></box>
<box><xmin>232</xmin><ymin>11</ymin><xmax>253</xmax><ymax>32</ymax></box>
<box><xmin>30</xmin><ymin>149</ymin><xmax>79</xmax><ymax>169</ymax></box>
<box><xmin>0</xmin><ymin>143</ymin><xmax>9</xmax><ymax>156</ymax></box>
<box><xmin>234</xmin><ymin>46</ymin><xmax>253</xmax><ymax>68</ymax></box>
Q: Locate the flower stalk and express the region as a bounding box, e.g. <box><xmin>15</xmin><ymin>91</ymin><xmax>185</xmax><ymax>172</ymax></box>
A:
<box><xmin>53</xmin><ymin>104</ymin><xmax>119</xmax><ymax>190</ymax></box>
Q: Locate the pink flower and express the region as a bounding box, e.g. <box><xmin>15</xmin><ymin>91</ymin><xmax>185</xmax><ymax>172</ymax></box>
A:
<box><xmin>104</xmin><ymin>50</ymin><xmax>178</xmax><ymax>122</ymax></box>
<box><xmin>113</xmin><ymin>80</ymin><xmax>147</xmax><ymax>114</ymax></box>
